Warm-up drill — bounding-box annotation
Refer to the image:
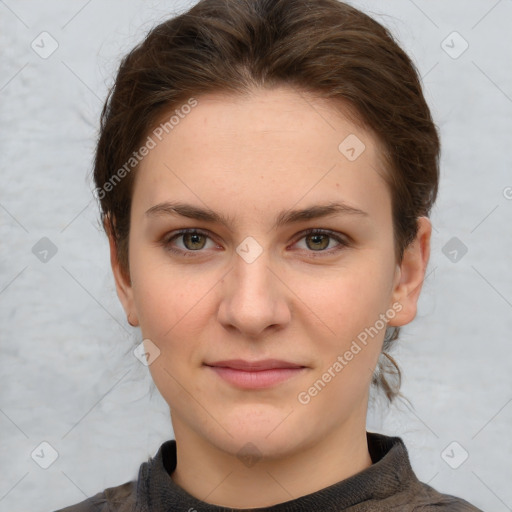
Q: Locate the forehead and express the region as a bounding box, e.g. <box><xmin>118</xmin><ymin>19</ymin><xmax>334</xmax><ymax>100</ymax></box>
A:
<box><xmin>132</xmin><ymin>87</ymin><xmax>391</xmax><ymax>226</ymax></box>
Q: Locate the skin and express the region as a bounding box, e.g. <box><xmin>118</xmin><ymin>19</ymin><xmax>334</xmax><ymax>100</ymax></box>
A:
<box><xmin>107</xmin><ymin>86</ymin><xmax>431</xmax><ymax>508</ymax></box>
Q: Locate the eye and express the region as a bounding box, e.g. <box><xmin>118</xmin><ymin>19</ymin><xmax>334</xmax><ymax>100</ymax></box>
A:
<box><xmin>293</xmin><ymin>228</ymin><xmax>349</xmax><ymax>255</ymax></box>
<box><xmin>163</xmin><ymin>228</ymin><xmax>218</xmax><ymax>256</ymax></box>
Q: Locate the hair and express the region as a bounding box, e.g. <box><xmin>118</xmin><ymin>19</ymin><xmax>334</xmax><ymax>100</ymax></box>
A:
<box><xmin>92</xmin><ymin>0</ymin><xmax>440</xmax><ymax>404</ymax></box>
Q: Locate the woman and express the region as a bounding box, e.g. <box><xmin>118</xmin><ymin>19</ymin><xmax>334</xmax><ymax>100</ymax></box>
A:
<box><xmin>57</xmin><ymin>0</ymin><xmax>483</xmax><ymax>509</ymax></box>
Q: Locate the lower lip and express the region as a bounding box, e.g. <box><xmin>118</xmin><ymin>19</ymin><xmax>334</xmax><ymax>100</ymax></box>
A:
<box><xmin>205</xmin><ymin>365</ymin><xmax>307</xmax><ymax>389</ymax></box>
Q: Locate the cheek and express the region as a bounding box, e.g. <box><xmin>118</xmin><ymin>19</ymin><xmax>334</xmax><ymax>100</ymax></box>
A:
<box><xmin>294</xmin><ymin>261</ymin><xmax>391</xmax><ymax>338</ymax></box>
<box><xmin>129</xmin><ymin>240</ymin><xmax>214</xmax><ymax>338</ymax></box>
<box><xmin>133</xmin><ymin>265</ymin><xmax>212</xmax><ymax>402</ymax></box>
<box><xmin>290</xmin><ymin>260</ymin><xmax>391</xmax><ymax>392</ymax></box>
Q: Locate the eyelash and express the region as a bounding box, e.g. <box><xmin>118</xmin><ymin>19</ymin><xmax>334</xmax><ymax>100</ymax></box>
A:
<box><xmin>161</xmin><ymin>228</ymin><xmax>350</xmax><ymax>258</ymax></box>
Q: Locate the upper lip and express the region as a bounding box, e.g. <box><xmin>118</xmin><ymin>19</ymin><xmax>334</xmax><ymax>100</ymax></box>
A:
<box><xmin>205</xmin><ymin>359</ymin><xmax>306</xmax><ymax>371</ymax></box>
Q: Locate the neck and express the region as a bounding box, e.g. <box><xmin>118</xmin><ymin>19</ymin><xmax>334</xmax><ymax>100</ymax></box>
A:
<box><xmin>169</xmin><ymin>415</ymin><xmax>373</xmax><ymax>508</ymax></box>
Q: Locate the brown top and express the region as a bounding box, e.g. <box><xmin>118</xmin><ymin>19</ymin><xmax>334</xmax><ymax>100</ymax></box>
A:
<box><xmin>54</xmin><ymin>431</ymin><xmax>483</xmax><ymax>511</ymax></box>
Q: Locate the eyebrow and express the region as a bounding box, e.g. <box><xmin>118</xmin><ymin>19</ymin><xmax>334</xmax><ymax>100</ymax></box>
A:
<box><xmin>145</xmin><ymin>200</ymin><xmax>369</xmax><ymax>230</ymax></box>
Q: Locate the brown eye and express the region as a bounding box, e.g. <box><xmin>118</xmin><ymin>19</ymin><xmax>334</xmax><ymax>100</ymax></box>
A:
<box><xmin>305</xmin><ymin>233</ymin><xmax>330</xmax><ymax>251</ymax></box>
<box><xmin>163</xmin><ymin>228</ymin><xmax>217</xmax><ymax>256</ymax></box>
<box><xmin>294</xmin><ymin>229</ymin><xmax>349</xmax><ymax>255</ymax></box>
<box><xmin>182</xmin><ymin>232</ymin><xmax>207</xmax><ymax>250</ymax></box>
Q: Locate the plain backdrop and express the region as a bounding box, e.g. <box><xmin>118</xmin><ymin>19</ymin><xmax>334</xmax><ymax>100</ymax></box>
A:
<box><xmin>1</xmin><ymin>1</ymin><xmax>511</xmax><ymax>511</ymax></box>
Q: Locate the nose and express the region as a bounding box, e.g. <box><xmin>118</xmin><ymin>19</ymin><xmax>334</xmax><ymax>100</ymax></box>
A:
<box><xmin>217</xmin><ymin>247</ymin><xmax>291</xmax><ymax>338</ymax></box>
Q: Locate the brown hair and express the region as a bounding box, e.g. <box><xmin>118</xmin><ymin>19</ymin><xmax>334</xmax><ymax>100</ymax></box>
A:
<box><xmin>92</xmin><ymin>0</ymin><xmax>440</xmax><ymax>404</ymax></box>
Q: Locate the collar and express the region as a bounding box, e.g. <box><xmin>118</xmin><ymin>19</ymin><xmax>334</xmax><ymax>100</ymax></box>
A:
<box><xmin>136</xmin><ymin>431</ymin><xmax>419</xmax><ymax>511</ymax></box>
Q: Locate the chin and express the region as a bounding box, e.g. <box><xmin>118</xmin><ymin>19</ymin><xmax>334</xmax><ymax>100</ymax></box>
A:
<box><xmin>212</xmin><ymin>431</ymin><xmax>301</xmax><ymax>463</ymax></box>
<box><xmin>207</xmin><ymin>412</ymin><xmax>304</xmax><ymax>461</ymax></box>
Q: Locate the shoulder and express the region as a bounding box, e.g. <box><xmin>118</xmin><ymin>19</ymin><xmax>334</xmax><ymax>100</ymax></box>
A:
<box><xmin>53</xmin><ymin>480</ymin><xmax>136</xmax><ymax>512</ymax></box>
<box><xmin>400</xmin><ymin>479</ymin><xmax>484</xmax><ymax>511</ymax></box>
<box><xmin>52</xmin><ymin>438</ymin><xmax>172</xmax><ymax>512</ymax></box>
<box><xmin>366</xmin><ymin>432</ymin><xmax>483</xmax><ymax>511</ymax></box>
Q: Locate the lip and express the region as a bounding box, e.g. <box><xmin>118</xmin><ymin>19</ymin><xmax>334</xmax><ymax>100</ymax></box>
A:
<box><xmin>204</xmin><ymin>359</ymin><xmax>307</xmax><ymax>389</ymax></box>
<box><xmin>206</xmin><ymin>359</ymin><xmax>305</xmax><ymax>370</ymax></box>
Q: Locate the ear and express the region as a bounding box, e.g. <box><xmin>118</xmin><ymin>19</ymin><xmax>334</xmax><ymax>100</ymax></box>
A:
<box><xmin>104</xmin><ymin>216</ymin><xmax>139</xmax><ymax>327</ymax></box>
<box><xmin>388</xmin><ymin>216</ymin><xmax>432</xmax><ymax>327</ymax></box>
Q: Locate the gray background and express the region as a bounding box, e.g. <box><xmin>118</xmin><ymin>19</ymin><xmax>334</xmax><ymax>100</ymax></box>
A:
<box><xmin>1</xmin><ymin>1</ymin><xmax>511</xmax><ymax>510</ymax></box>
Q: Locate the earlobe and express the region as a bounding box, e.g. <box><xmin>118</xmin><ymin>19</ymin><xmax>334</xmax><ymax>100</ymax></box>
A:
<box><xmin>388</xmin><ymin>217</ymin><xmax>432</xmax><ymax>327</ymax></box>
<box><xmin>104</xmin><ymin>216</ymin><xmax>139</xmax><ymax>327</ymax></box>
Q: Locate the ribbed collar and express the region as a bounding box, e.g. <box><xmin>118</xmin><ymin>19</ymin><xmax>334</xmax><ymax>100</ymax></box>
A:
<box><xmin>135</xmin><ymin>431</ymin><xmax>419</xmax><ymax>511</ymax></box>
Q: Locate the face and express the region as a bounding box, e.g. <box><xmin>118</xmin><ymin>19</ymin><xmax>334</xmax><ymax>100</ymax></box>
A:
<box><xmin>110</xmin><ymin>86</ymin><xmax>430</xmax><ymax>459</ymax></box>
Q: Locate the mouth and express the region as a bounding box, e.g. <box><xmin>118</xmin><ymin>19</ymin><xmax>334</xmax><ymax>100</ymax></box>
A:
<box><xmin>203</xmin><ymin>359</ymin><xmax>308</xmax><ymax>389</ymax></box>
